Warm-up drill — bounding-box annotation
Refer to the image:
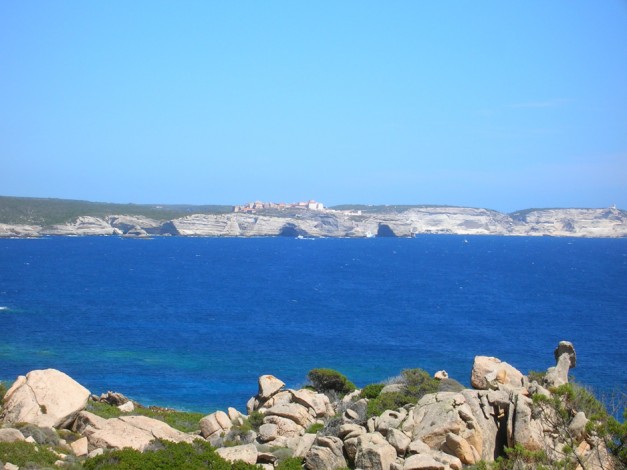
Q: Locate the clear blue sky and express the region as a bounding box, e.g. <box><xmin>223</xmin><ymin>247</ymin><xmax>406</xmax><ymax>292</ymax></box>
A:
<box><xmin>1</xmin><ymin>1</ymin><xmax>626</xmax><ymax>211</ymax></box>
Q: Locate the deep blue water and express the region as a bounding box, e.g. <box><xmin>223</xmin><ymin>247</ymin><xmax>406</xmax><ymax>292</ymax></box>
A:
<box><xmin>0</xmin><ymin>236</ymin><xmax>626</xmax><ymax>413</ymax></box>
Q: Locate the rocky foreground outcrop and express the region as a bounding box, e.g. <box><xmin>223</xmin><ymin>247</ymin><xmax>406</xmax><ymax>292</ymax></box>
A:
<box><xmin>0</xmin><ymin>342</ymin><xmax>616</xmax><ymax>469</ymax></box>
<box><xmin>1</xmin><ymin>206</ymin><xmax>626</xmax><ymax>238</ymax></box>
<box><xmin>1</xmin><ymin>369</ymin><xmax>90</xmax><ymax>429</ymax></box>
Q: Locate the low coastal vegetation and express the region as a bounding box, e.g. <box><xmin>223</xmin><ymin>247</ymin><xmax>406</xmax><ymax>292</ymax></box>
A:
<box><xmin>82</xmin><ymin>439</ymin><xmax>259</xmax><ymax>470</ymax></box>
<box><xmin>86</xmin><ymin>401</ymin><xmax>204</xmax><ymax>433</ymax></box>
<box><xmin>364</xmin><ymin>368</ymin><xmax>441</xmax><ymax>418</ymax></box>
<box><xmin>1</xmin><ymin>342</ymin><xmax>625</xmax><ymax>469</ymax></box>
<box><xmin>0</xmin><ymin>195</ymin><xmax>232</xmax><ymax>226</ymax></box>
<box><xmin>0</xmin><ymin>381</ymin><xmax>7</xmax><ymax>402</ymax></box>
<box><xmin>307</xmin><ymin>368</ymin><xmax>356</xmax><ymax>396</ymax></box>
<box><xmin>359</xmin><ymin>383</ymin><xmax>385</xmax><ymax>399</ymax></box>
<box><xmin>0</xmin><ymin>196</ymin><xmax>459</xmax><ymax>226</ymax></box>
<box><xmin>0</xmin><ymin>440</ymin><xmax>63</xmax><ymax>468</ymax></box>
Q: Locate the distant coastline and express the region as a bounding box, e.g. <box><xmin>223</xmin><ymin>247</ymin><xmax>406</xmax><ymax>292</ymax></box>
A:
<box><xmin>1</xmin><ymin>195</ymin><xmax>626</xmax><ymax>238</ymax></box>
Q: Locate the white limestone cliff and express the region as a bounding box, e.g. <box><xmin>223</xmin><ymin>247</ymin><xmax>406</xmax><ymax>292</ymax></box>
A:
<box><xmin>1</xmin><ymin>207</ymin><xmax>626</xmax><ymax>238</ymax></box>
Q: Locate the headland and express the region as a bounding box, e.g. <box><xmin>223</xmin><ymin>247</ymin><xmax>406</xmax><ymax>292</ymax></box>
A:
<box><xmin>1</xmin><ymin>196</ymin><xmax>626</xmax><ymax>238</ymax></box>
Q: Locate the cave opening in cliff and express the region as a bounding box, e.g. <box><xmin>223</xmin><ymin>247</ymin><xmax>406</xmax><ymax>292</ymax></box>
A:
<box><xmin>279</xmin><ymin>224</ymin><xmax>307</xmax><ymax>237</ymax></box>
<box><xmin>377</xmin><ymin>224</ymin><xmax>396</xmax><ymax>237</ymax></box>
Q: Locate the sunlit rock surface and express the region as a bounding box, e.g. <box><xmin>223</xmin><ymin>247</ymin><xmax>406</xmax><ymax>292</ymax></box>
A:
<box><xmin>2</xmin><ymin>207</ymin><xmax>626</xmax><ymax>238</ymax></box>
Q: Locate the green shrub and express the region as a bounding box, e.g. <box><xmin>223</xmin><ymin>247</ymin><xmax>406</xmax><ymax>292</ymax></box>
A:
<box><xmin>0</xmin><ymin>381</ymin><xmax>8</xmax><ymax>402</ymax></box>
<box><xmin>134</xmin><ymin>407</ymin><xmax>204</xmax><ymax>433</ymax></box>
<box><xmin>0</xmin><ymin>441</ymin><xmax>59</xmax><ymax>468</ymax></box>
<box><xmin>467</xmin><ymin>444</ymin><xmax>551</xmax><ymax>470</ymax></box>
<box><xmin>276</xmin><ymin>456</ymin><xmax>304</xmax><ymax>470</ymax></box>
<box><xmin>366</xmin><ymin>391</ymin><xmax>412</xmax><ymax>417</ymax></box>
<box><xmin>503</xmin><ymin>444</ymin><xmax>549</xmax><ymax>467</ymax></box>
<box><xmin>607</xmin><ymin>410</ymin><xmax>627</xmax><ymax>467</ymax></box>
<box><xmin>532</xmin><ymin>382</ymin><xmax>606</xmax><ymax>426</ymax></box>
<box><xmin>232</xmin><ymin>461</ymin><xmax>263</xmax><ymax>470</ymax></box>
<box><xmin>532</xmin><ymin>382</ymin><xmax>626</xmax><ymax>469</ymax></box>
<box><xmin>467</xmin><ymin>445</ymin><xmax>550</xmax><ymax>470</ymax></box>
<box><xmin>360</xmin><ymin>383</ymin><xmax>384</xmax><ymax>399</ymax></box>
<box><xmin>306</xmin><ymin>422</ymin><xmax>324</xmax><ymax>434</ymax></box>
<box><xmin>365</xmin><ymin>368</ymin><xmax>439</xmax><ymax>418</ymax></box>
<box><xmin>223</xmin><ymin>419</ymin><xmax>257</xmax><ymax>446</ymax></box>
<box><xmin>566</xmin><ymin>383</ymin><xmax>607</xmax><ymax>418</ymax></box>
<box><xmin>233</xmin><ymin>417</ymin><xmax>253</xmax><ymax>434</ymax></box>
<box><xmin>307</xmin><ymin>369</ymin><xmax>356</xmax><ymax>395</ymax></box>
<box><xmin>86</xmin><ymin>400</ymin><xmax>123</xmax><ymax>419</ymax></box>
<box><xmin>82</xmin><ymin>439</ymin><xmax>261</xmax><ymax>470</ymax></box>
<box><xmin>247</xmin><ymin>410</ymin><xmax>264</xmax><ymax>430</ymax></box>
<box><xmin>402</xmin><ymin>368</ymin><xmax>439</xmax><ymax>397</ymax></box>
<box><xmin>271</xmin><ymin>446</ymin><xmax>295</xmax><ymax>461</ymax></box>
<box><xmin>222</xmin><ymin>439</ymin><xmax>240</xmax><ymax>448</ymax></box>
<box><xmin>465</xmin><ymin>462</ymin><xmax>492</xmax><ymax>470</ymax></box>
<box><xmin>527</xmin><ymin>370</ymin><xmax>546</xmax><ymax>384</ymax></box>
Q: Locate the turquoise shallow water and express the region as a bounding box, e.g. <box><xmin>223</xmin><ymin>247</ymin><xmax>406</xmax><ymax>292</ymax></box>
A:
<box><xmin>0</xmin><ymin>235</ymin><xmax>626</xmax><ymax>412</ymax></box>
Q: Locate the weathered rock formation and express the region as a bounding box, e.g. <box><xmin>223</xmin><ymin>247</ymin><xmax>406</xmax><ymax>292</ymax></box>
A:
<box><xmin>41</xmin><ymin>216</ymin><xmax>122</xmax><ymax>236</ymax></box>
<box><xmin>73</xmin><ymin>411</ymin><xmax>196</xmax><ymax>451</ymax></box>
<box><xmin>1</xmin><ymin>369</ymin><xmax>90</xmax><ymax>428</ymax></box>
<box><xmin>1</xmin><ymin>206</ymin><xmax>626</xmax><ymax>238</ymax></box>
<box><xmin>205</xmin><ymin>342</ymin><xmax>610</xmax><ymax>469</ymax></box>
<box><xmin>512</xmin><ymin>207</ymin><xmax>627</xmax><ymax>237</ymax></box>
<box><xmin>470</xmin><ymin>356</ymin><xmax>527</xmax><ymax>390</ymax></box>
<box><xmin>0</xmin><ymin>343</ymin><xmax>616</xmax><ymax>469</ymax></box>
<box><xmin>545</xmin><ymin>340</ymin><xmax>577</xmax><ymax>387</ymax></box>
<box><xmin>0</xmin><ymin>223</ymin><xmax>41</xmax><ymax>237</ymax></box>
<box><xmin>106</xmin><ymin>215</ymin><xmax>163</xmax><ymax>236</ymax></box>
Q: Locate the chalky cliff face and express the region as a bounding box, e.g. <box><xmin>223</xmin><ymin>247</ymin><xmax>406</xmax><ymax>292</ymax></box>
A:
<box><xmin>0</xmin><ymin>342</ymin><xmax>617</xmax><ymax>469</ymax></box>
<box><xmin>1</xmin><ymin>206</ymin><xmax>626</xmax><ymax>238</ymax></box>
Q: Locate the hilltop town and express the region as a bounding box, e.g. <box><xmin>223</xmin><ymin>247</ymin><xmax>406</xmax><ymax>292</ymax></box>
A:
<box><xmin>233</xmin><ymin>200</ymin><xmax>327</xmax><ymax>213</ymax></box>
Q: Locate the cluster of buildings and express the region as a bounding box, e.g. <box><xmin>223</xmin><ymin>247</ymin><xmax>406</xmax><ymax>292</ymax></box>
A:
<box><xmin>233</xmin><ymin>200</ymin><xmax>325</xmax><ymax>213</ymax></box>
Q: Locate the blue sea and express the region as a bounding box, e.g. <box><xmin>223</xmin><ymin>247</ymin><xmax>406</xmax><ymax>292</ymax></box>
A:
<box><xmin>1</xmin><ymin>236</ymin><xmax>626</xmax><ymax>413</ymax></box>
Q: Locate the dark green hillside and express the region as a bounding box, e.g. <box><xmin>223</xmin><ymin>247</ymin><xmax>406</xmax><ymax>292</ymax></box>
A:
<box><xmin>0</xmin><ymin>196</ymin><xmax>232</xmax><ymax>226</ymax></box>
